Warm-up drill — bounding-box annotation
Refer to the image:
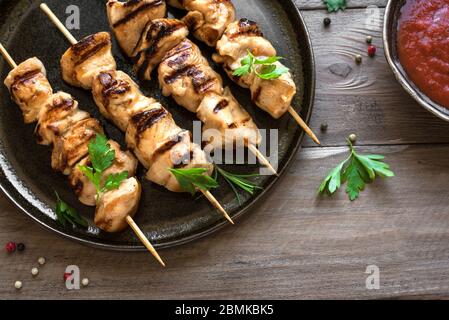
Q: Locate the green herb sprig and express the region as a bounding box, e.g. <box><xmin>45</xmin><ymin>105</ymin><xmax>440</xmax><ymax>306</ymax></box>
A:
<box><xmin>169</xmin><ymin>168</ymin><xmax>219</xmax><ymax>195</ymax></box>
<box><xmin>78</xmin><ymin>134</ymin><xmax>128</xmax><ymax>202</ymax></box>
<box><xmin>216</xmin><ymin>167</ymin><xmax>263</xmax><ymax>204</ymax></box>
<box><xmin>233</xmin><ymin>50</ymin><xmax>289</xmax><ymax>80</ymax></box>
<box><xmin>55</xmin><ymin>192</ymin><xmax>88</xmax><ymax>228</ymax></box>
<box><xmin>323</xmin><ymin>0</ymin><xmax>347</xmax><ymax>12</ymax></box>
<box><xmin>319</xmin><ymin>139</ymin><xmax>395</xmax><ymax>200</ymax></box>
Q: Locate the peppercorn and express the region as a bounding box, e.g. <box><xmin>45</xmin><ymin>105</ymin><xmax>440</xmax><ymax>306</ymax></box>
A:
<box><xmin>14</xmin><ymin>281</ymin><xmax>22</xmax><ymax>290</ymax></box>
<box><xmin>82</xmin><ymin>278</ymin><xmax>89</xmax><ymax>287</ymax></box>
<box><xmin>320</xmin><ymin>123</ymin><xmax>328</xmax><ymax>132</ymax></box>
<box><xmin>349</xmin><ymin>134</ymin><xmax>357</xmax><ymax>143</ymax></box>
<box><xmin>31</xmin><ymin>267</ymin><xmax>39</xmax><ymax>277</ymax></box>
<box><xmin>368</xmin><ymin>45</ymin><xmax>376</xmax><ymax>57</ymax></box>
<box><xmin>323</xmin><ymin>17</ymin><xmax>331</xmax><ymax>27</ymax></box>
<box><xmin>38</xmin><ymin>257</ymin><xmax>46</xmax><ymax>265</ymax></box>
<box><xmin>6</xmin><ymin>242</ymin><xmax>16</xmax><ymax>253</ymax></box>
<box><xmin>63</xmin><ymin>272</ymin><xmax>72</xmax><ymax>281</ymax></box>
<box><xmin>355</xmin><ymin>54</ymin><xmax>363</xmax><ymax>65</ymax></box>
<box><xmin>366</xmin><ymin>35</ymin><xmax>373</xmax><ymax>44</ymax></box>
<box><xmin>17</xmin><ymin>243</ymin><xmax>25</xmax><ymax>252</ymax></box>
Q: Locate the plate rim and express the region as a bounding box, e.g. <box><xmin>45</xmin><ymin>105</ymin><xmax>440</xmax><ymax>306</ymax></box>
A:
<box><xmin>0</xmin><ymin>0</ymin><xmax>316</xmax><ymax>251</ymax></box>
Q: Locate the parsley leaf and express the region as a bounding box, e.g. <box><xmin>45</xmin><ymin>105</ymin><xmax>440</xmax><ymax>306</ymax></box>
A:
<box><xmin>88</xmin><ymin>134</ymin><xmax>115</xmax><ymax>173</ymax></box>
<box><xmin>232</xmin><ymin>50</ymin><xmax>289</xmax><ymax>80</ymax></box>
<box><xmin>323</xmin><ymin>0</ymin><xmax>347</xmax><ymax>12</ymax></box>
<box><xmin>103</xmin><ymin>171</ymin><xmax>129</xmax><ymax>192</ymax></box>
<box><xmin>319</xmin><ymin>139</ymin><xmax>395</xmax><ymax>200</ymax></box>
<box><xmin>169</xmin><ymin>168</ymin><xmax>219</xmax><ymax>196</ymax></box>
<box><xmin>78</xmin><ymin>134</ymin><xmax>128</xmax><ymax>202</ymax></box>
<box><xmin>55</xmin><ymin>192</ymin><xmax>88</xmax><ymax>228</ymax></box>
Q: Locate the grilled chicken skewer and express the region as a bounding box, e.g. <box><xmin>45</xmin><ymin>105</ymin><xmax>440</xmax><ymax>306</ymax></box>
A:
<box><xmin>105</xmin><ymin>3</ymin><xmax>277</xmax><ymax>174</ymax></box>
<box><xmin>0</xmin><ymin>43</ymin><xmax>165</xmax><ymax>266</ymax></box>
<box><xmin>40</xmin><ymin>3</ymin><xmax>233</xmax><ymax>224</ymax></box>
<box><xmin>167</xmin><ymin>1</ymin><xmax>320</xmax><ymax>145</ymax></box>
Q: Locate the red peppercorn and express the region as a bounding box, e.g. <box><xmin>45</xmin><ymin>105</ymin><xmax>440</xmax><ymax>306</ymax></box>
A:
<box><xmin>5</xmin><ymin>242</ymin><xmax>16</xmax><ymax>253</ymax></box>
<box><xmin>368</xmin><ymin>45</ymin><xmax>376</xmax><ymax>57</ymax></box>
<box><xmin>63</xmin><ymin>272</ymin><xmax>72</xmax><ymax>281</ymax></box>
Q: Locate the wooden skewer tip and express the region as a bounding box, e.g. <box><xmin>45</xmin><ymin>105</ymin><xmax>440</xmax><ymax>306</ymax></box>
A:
<box><xmin>248</xmin><ymin>144</ymin><xmax>278</xmax><ymax>176</ymax></box>
<box><xmin>202</xmin><ymin>190</ymin><xmax>234</xmax><ymax>225</ymax></box>
<box><xmin>288</xmin><ymin>107</ymin><xmax>321</xmax><ymax>146</ymax></box>
<box><xmin>0</xmin><ymin>43</ymin><xmax>18</xmax><ymax>68</ymax></box>
<box><xmin>40</xmin><ymin>3</ymin><xmax>78</xmax><ymax>45</ymax></box>
<box><xmin>126</xmin><ymin>216</ymin><xmax>166</xmax><ymax>267</ymax></box>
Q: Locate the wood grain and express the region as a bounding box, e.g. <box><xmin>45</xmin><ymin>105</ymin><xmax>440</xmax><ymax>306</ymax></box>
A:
<box><xmin>2</xmin><ymin>144</ymin><xmax>449</xmax><ymax>299</ymax></box>
<box><xmin>295</xmin><ymin>0</ymin><xmax>388</xmax><ymax>10</ymax></box>
<box><xmin>3</xmin><ymin>0</ymin><xmax>449</xmax><ymax>300</ymax></box>
<box><xmin>300</xmin><ymin>8</ymin><xmax>449</xmax><ymax>147</ymax></box>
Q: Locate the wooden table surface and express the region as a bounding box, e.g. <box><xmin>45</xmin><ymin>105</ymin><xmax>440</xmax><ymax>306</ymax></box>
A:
<box><xmin>3</xmin><ymin>0</ymin><xmax>449</xmax><ymax>300</ymax></box>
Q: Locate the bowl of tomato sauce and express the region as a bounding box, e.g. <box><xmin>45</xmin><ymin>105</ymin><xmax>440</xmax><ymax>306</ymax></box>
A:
<box><xmin>384</xmin><ymin>0</ymin><xmax>449</xmax><ymax>121</ymax></box>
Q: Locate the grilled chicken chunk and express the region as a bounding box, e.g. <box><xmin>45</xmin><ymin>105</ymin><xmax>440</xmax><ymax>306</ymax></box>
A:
<box><xmin>134</xmin><ymin>18</ymin><xmax>189</xmax><ymax>80</ymax></box>
<box><xmin>61</xmin><ymin>32</ymin><xmax>116</xmax><ymax>89</ymax></box>
<box><xmin>147</xmin><ymin>130</ymin><xmax>214</xmax><ymax>192</ymax></box>
<box><xmin>36</xmin><ymin>92</ymin><xmax>90</xmax><ymax>146</ymax></box>
<box><xmin>107</xmin><ymin>0</ymin><xmax>167</xmax><ymax>57</ymax></box>
<box><xmin>250</xmin><ymin>62</ymin><xmax>296</xmax><ymax>119</ymax></box>
<box><xmin>169</xmin><ymin>0</ymin><xmax>235</xmax><ymax>46</ymax></box>
<box><xmin>95</xmin><ymin>177</ymin><xmax>141</xmax><ymax>232</ymax></box>
<box><xmin>4</xmin><ymin>58</ymin><xmax>53</xmax><ymax>123</ymax></box>
<box><xmin>214</xmin><ymin>19</ymin><xmax>296</xmax><ymax>119</ymax></box>
<box><xmin>197</xmin><ymin>87</ymin><xmax>261</xmax><ymax>149</ymax></box>
<box><xmin>51</xmin><ymin>118</ymin><xmax>103</xmax><ymax>175</ymax></box>
<box><xmin>213</xmin><ymin>19</ymin><xmax>276</xmax><ymax>88</ymax></box>
<box><xmin>158</xmin><ymin>39</ymin><xmax>223</xmax><ymax>113</ymax></box>
<box><xmin>91</xmin><ymin>69</ymin><xmax>213</xmax><ymax>192</ymax></box>
<box><xmin>69</xmin><ymin>140</ymin><xmax>138</xmax><ymax>206</ymax></box>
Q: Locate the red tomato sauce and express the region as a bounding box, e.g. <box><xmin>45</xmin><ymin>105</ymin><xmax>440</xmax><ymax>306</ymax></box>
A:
<box><xmin>397</xmin><ymin>0</ymin><xmax>449</xmax><ymax>107</ymax></box>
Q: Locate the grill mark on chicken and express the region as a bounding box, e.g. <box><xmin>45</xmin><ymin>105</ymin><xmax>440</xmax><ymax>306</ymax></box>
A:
<box><xmin>164</xmin><ymin>64</ymin><xmax>216</xmax><ymax>93</ymax></box>
<box><xmin>11</xmin><ymin>70</ymin><xmax>41</xmax><ymax>91</ymax></box>
<box><xmin>213</xmin><ymin>99</ymin><xmax>229</xmax><ymax>113</ymax></box>
<box><xmin>136</xmin><ymin>21</ymin><xmax>185</xmax><ymax>79</ymax></box>
<box><xmin>150</xmin><ymin>132</ymin><xmax>185</xmax><ymax>162</ymax></box>
<box><xmin>72</xmin><ymin>37</ymin><xmax>110</xmax><ymax>66</ymax></box>
<box><xmin>164</xmin><ymin>41</ymin><xmax>192</xmax><ymax>60</ymax></box>
<box><xmin>229</xmin><ymin>19</ymin><xmax>263</xmax><ymax>39</ymax></box>
<box><xmin>112</xmin><ymin>0</ymin><xmax>164</xmax><ymax>28</ymax></box>
<box><xmin>97</xmin><ymin>72</ymin><xmax>131</xmax><ymax>107</ymax></box>
<box><xmin>131</xmin><ymin>108</ymin><xmax>168</xmax><ymax>140</ymax></box>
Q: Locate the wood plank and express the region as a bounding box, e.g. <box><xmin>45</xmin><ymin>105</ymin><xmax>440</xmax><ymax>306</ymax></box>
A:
<box><xmin>2</xmin><ymin>144</ymin><xmax>449</xmax><ymax>299</ymax></box>
<box><xmin>295</xmin><ymin>0</ymin><xmax>388</xmax><ymax>10</ymax></box>
<box><xmin>299</xmin><ymin>8</ymin><xmax>449</xmax><ymax>147</ymax></box>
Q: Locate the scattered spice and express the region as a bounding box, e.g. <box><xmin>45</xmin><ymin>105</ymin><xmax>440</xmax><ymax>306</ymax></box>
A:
<box><xmin>6</xmin><ymin>242</ymin><xmax>16</xmax><ymax>253</ymax></box>
<box><xmin>31</xmin><ymin>267</ymin><xmax>39</xmax><ymax>277</ymax></box>
<box><xmin>368</xmin><ymin>45</ymin><xmax>376</xmax><ymax>57</ymax></box>
<box><xmin>14</xmin><ymin>281</ymin><xmax>22</xmax><ymax>290</ymax></box>
<box><xmin>366</xmin><ymin>35</ymin><xmax>373</xmax><ymax>44</ymax></box>
<box><xmin>323</xmin><ymin>17</ymin><xmax>331</xmax><ymax>27</ymax></box>
<box><xmin>82</xmin><ymin>278</ymin><xmax>90</xmax><ymax>287</ymax></box>
<box><xmin>349</xmin><ymin>133</ymin><xmax>357</xmax><ymax>143</ymax></box>
<box><xmin>63</xmin><ymin>272</ymin><xmax>72</xmax><ymax>281</ymax></box>
<box><xmin>355</xmin><ymin>54</ymin><xmax>363</xmax><ymax>65</ymax></box>
<box><xmin>321</xmin><ymin>123</ymin><xmax>329</xmax><ymax>132</ymax></box>
<box><xmin>17</xmin><ymin>243</ymin><xmax>25</xmax><ymax>252</ymax></box>
<box><xmin>38</xmin><ymin>257</ymin><xmax>46</xmax><ymax>266</ymax></box>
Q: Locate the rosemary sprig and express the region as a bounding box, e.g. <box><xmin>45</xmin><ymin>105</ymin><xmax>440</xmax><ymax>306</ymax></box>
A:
<box><xmin>216</xmin><ymin>167</ymin><xmax>263</xmax><ymax>204</ymax></box>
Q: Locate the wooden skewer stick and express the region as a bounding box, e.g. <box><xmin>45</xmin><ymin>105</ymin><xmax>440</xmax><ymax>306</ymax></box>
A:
<box><xmin>126</xmin><ymin>216</ymin><xmax>165</xmax><ymax>267</ymax></box>
<box><xmin>40</xmin><ymin>4</ymin><xmax>77</xmax><ymax>45</ymax></box>
<box><xmin>247</xmin><ymin>144</ymin><xmax>278</xmax><ymax>176</ymax></box>
<box><xmin>0</xmin><ymin>43</ymin><xmax>17</xmax><ymax>68</ymax></box>
<box><xmin>0</xmin><ymin>40</ymin><xmax>166</xmax><ymax>267</ymax></box>
<box><xmin>202</xmin><ymin>190</ymin><xmax>234</xmax><ymax>224</ymax></box>
<box><xmin>288</xmin><ymin>107</ymin><xmax>321</xmax><ymax>145</ymax></box>
<box><xmin>40</xmin><ymin>3</ymin><xmax>234</xmax><ymax>225</ymax></box>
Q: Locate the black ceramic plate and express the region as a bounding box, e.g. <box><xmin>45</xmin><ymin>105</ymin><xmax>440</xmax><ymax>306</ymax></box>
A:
<box><xmin>384</xmin><ymin>0</ymin><xmax>449</xmax><ymax>121</ymax></box>
<box><xmin>0</xmin><ymin>0</ymin><xmax>315</xmax><ymax>250</ymax></box>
